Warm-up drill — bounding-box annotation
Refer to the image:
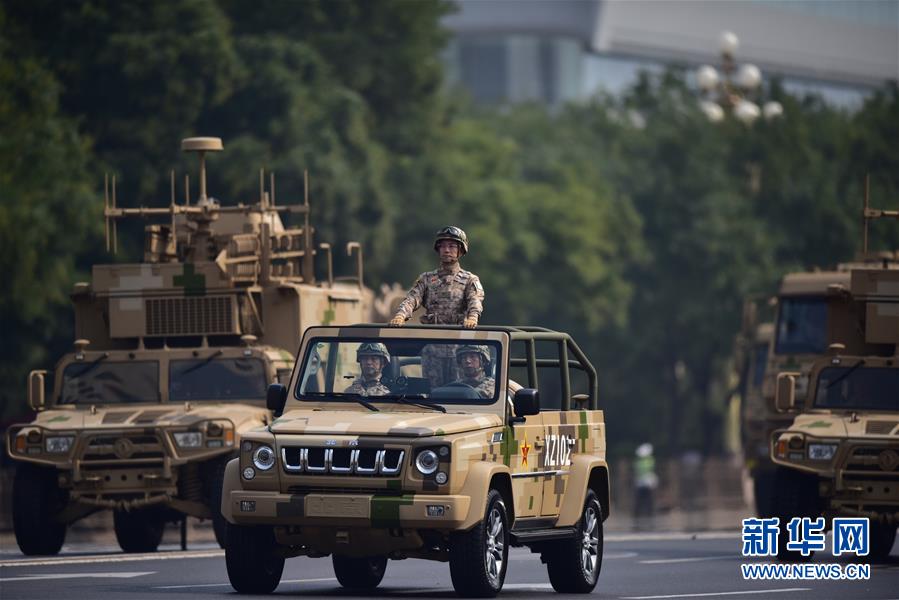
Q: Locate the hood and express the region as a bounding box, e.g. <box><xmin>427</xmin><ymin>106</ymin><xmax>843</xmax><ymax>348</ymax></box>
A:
<box><xmin>31</xmin><ymin>405</ymin><xmax>265</xmax><ymax>430</ymax></box>
<box><xmin>270</xmin><ymin>409</ymin><xmax>502</xmax><ymax>437</ymax></box>
<box><xmin>790</xmin><ymin>412</ymin><xmax>899</xmax><ymax>438</ymax></box>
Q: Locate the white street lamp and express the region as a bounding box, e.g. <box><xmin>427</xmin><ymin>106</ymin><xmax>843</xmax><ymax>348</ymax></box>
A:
<box><xmin>736</xmin><ymin>64</ymin><xmax>762</xmax><ymax>90</ymax></box>
<box><xmin>734</xmin><ymin>99</ymin><xmax>761</xmax><ymax>124</ymax></box>
<box><xmin>700</xmin><ymin>100</ymin><xmax>725</xmax><ymax>122</ymax></box>
<box><xmin>719</xmin><ymin>30</ymin><xmax>740</xmax><ymax>56</ymax></box>
<box><xmin>696</xmin><ymin>65</ymin><xmax>720</xmax><ymax>91</ymax></box>
<box><xmin>763</xmin><ymin>101</ymin><xmax>784</xmax><ymax>120</ymax></box>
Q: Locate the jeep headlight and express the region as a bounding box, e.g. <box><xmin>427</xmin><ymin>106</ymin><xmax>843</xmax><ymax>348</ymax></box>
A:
<box><xmin>415</xmin><ymin>449</ymin><xmax>439</xmax><ymax>475</ymax></box>
<box><xmin>807</xmin><ymin>443</ymin><xmax>837</xmax><ymax>461</ymax></box>
<box><xmin>44</xmin><ymin>436</ymin><xmax>74</xmax><ymax>453</ymax></box>
<box><xmin>174</xmin><ymin>431</ymin><xmax>203</xmax><ymax>448</ymax></box>
<box><xmin>253</xmin><ymin>445</ymin><xmax>276</xmax><ymax>470</ymax></box>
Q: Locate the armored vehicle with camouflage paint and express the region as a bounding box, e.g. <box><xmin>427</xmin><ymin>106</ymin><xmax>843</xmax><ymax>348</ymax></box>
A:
<box><xmin>5</xmin><ymin>137</ymin><xmax>374</xmax><ymax>555</ymax></box>
<box><xmin>221</xmin><ymin>324</ymin><xmax>610</xmax><ymax>597</ymax></box>
<box><xmin>770</xmin><ymin>202</ymin><xmax>899</xmax><ymax>561</ymax></box>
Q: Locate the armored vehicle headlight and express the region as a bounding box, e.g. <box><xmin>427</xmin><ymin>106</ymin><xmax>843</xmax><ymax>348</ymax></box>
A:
<box><xmin>415</xmin><ymin>450</ymin><xmax>439</xmax><ymax>475</ymax></box>
<box><xmin>174</xmin><ymin>432</ymin><xmax>203</xmax><ymax>448</ymax></box>
<box><xmin>253</xmin><ymin>445</ymin><xmax>276</xmax><ymax>470</ymax></box>
<box><xmin>44</xmin><ymin>436</ymin><xmax>74</xmax><ymax>453</ymax></box>
<box><xmin>807</xmin><ymin>443</ymin><xmax>837</xmax><ymax>461</ymax></box>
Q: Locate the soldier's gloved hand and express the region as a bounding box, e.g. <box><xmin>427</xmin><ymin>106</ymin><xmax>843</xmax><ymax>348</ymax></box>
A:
<box><xmin>463</xmin><ymin>317</ymin><xmax>478</xmax><ymax>329</ymax></box>
<box><xmin>389</xmin><ymin>315</ymin><xmax>406</xmax><ymax>327</ymax></box>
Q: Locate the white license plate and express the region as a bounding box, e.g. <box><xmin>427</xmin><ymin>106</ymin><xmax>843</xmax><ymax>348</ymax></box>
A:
<box><xmin>305</xmin><ymin>495</ymin><xmax>370</xmax><ymax>518</ymax></box>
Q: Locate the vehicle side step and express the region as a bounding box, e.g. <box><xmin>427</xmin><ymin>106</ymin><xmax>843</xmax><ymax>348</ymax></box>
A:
<box><xmin>510</xmin><ymin>527</ymin><xmax>577</xmax><ymax>545</ymax></box>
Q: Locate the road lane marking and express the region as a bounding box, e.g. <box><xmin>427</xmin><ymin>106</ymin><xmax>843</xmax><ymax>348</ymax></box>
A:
<box><xmin>0</xmin><ymin>571</ymin><xmax>155</xmax><ymax>582</ymax></box>
<box><xmin>154</xmin><ymin>577</ymin><xmax>337</xmax><ymax>589</ymax></box>
<box><xmin>640</xmin><ymin>555</ymin><xmax>729</xmax><ymax>564</ymax></box>
<box><xmin>620</xmin><ymin>588</ymin><xmax>811</xmax><ymax>599</ymax></box>
<box><xmin>606</xmin><ymin>532</ymin><xmax>740</xmax><ymax>542</ymax></box>
<box><xmin>509</xmin><ymin>550</ymin><xmax>637</xmax><ymax>561</ymax></box>
<box><xmin>0</xmin><ymin>550</ymin><xmax>222</xmax><ymax>568</ymax></box>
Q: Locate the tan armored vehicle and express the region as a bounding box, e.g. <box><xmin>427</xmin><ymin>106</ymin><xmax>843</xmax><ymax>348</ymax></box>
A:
<box><xmin>5</xmin><ymin>137</ymin><xmax>370</xmax><ymax>555</ymax></box>
<box><xmin>771</xmin><ymin>203</ymin><xmax>899</xmax><ymax>561</ymax></box>
<box><xmin>221</xmin><ymin>324</ymin><xmax>610</xmax><ymax>597</ymax></box>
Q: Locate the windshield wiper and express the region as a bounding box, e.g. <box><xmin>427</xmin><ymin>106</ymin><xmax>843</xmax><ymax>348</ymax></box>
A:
<box><xmin>826</xmin><ymin>359</ymin><xmax>865</xmax><ymax>390</ymax></box>
<box><xmin>71</xmin><ymin>352</ymin><xmax>109</xmax><ymax>378</ymax></box>
<box><xmin>380</xmin><ymin>394</ymin><xmax>447</xmax><ymax>413</ymax></box>
<box><xmin>303</xmin><ymin>391</ymin><xmax>379</xmax><ymax>412</ymax></box>
<box><xmin>181</xmin><ymin>350</ymin><xmax>224</xmax><ymax>375</ymax></box>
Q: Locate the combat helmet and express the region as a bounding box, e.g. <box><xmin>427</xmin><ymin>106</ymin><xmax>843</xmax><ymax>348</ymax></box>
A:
<box><xmin>455</xmin><ymin>344</ymin><xmax>490</xmax><ymax>366</ymax></box>
<box><xmin>434</xmin><ymin>226</ymin><xmax>468</xmax><ymax>255</ymax></box>
<box><xmin>357</xmin><ymin>342</ymin><xmax>390</xmax><ymax>365</ymax></box>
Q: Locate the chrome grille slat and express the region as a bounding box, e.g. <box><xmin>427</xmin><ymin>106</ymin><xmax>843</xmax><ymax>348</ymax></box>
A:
<box><xmin>280</xmin><ymin>446</ymin><xmax>404</xmax><ymax>476</ymax></box>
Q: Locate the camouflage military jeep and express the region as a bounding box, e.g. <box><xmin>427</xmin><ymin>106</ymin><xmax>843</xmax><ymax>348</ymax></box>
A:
<box><xmin>6</xmin><ymin>342</ymin><xmax>292</xmax><ymax>555</ymax></box>
<box><xmin>221</xmin><ymin>325</ymin><xmax>610</xmax><ymax>597</ymax></box>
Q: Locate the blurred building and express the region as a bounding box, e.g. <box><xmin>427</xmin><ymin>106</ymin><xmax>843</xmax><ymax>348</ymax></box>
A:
<box><xmin>442</xmin><ymin>0</ymin><xmax>899</xmax><ymax>107</ymax></box>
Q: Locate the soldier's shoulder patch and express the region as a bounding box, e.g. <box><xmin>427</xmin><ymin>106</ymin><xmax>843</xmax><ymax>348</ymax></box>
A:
<box><xmin>455</xmin><ymin>271</ymin><xmax>471</xmax><ymax>282</ymax></box>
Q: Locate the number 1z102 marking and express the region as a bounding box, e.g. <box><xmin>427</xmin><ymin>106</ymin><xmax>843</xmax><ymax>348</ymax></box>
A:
<box><xmin>544</xmin><ymin>434</ymin><xmax>575</xmax><ymax>467</ymax></box>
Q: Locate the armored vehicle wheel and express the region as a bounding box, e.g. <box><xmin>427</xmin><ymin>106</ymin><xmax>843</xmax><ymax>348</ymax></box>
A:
<box><xmin>545</xmin><ymin>489</ymin><xmax>603</xmax><ymax>593</ymax></box>
<box><xmin>12</xmin><ymin>463</ymin><xmax>67</xmax><ymax>555</ymax></box>
<box><xmin>449</xmin><ymin>488</ymin><xmax>509</xmax><ymax>598</ymax></box>
<box><xmin>204</xmin><ymin>458</ymin><xmax>229</xmax><ymax>548</ymax></box>
<box><xmin>752</xmin><ymin>469</ymin><xmax>776</xmax><ymax>518</ymax></box>
<box><xmin>869</xmin><ymin>522</ymin><xmax>897</xmax><ymax>562</ymax></box>
<box><xmin>113</xmin><ymin>510</ymin><xmax>165</xmax><ymax>553</ymax></box>
<box><xmin>225</xmin><ymin>524</ymin><xmax>284</xmax><ymax>594</ymax></box>
<box><xmin>772</xmin><ymin>468</ymin><xmax>817</xmax><ymax>562</ymax></box>
<box><xmin>332</xmin><ymin>555</ymin><xmax>388</xmax><ymax>589</ymax></box>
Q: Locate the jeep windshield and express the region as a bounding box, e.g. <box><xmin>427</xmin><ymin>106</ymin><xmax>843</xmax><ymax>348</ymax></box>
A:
<box><xmin>170</xmin><ymin>357</ymin><xmax>267</xmax><ymax>402</ymax></box>
<box><xmin>814</xmin><ymin>366</ymin><xmax>899</xmax><ymax>411</ymax></box>
<box><xmin>60</xmin><ymin>361</ymin><xmax>159</xmax><ymax>404</ymax></box>
<box><xmin>295</xmin><ymin>338</ymin><xmax>501</xmax><ymax>405</ymax></box>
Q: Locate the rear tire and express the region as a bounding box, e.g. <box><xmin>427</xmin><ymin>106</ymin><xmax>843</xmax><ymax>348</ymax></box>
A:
<box><xmin>546</xmin><ymin>489</ymin><xmax>603</xmax><ymax>593</ymax></box>
<box><xmin>225</xmin><ymin>524</ymin><xmax>284</xmax><ymax>594</ymax></box>
<box><xmin>449</xmin><ymin>488</ymin><xmax>509</xmax><ymax>598</ymax></box>
<box><xmin>869</xmin><ymin>522</ymin><xmax>897</xmax><ymax>562</ymax></box>
<box><xmin>772</xmin><ymin>468</ymin><xmax>817</xmax><ymax>562</ymax></box>
<box><xmin>332</xmin><ymin>555</ymin><xmax>388</xmax><ymax>589</ymax></box>
<box><xmin>113</xmin><ymin>509</ymin><xmax>165</xmax><ymax>553</ymax></box>
<box><xmin>12</xmin><ymin>463</ymin><xmax>67</xmax><ymax>555</ymax></box>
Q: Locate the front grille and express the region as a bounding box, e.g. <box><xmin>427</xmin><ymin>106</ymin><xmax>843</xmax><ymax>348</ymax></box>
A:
<box><xmin>146</xmin><ymin>296</ymin><xmax>234</xmax><ymax>336</ymax></box>
<box><xmin>81</xmin><ymin>432</ymin><xmax>166</xmax><ymax>462</ymax></box>
<box><xmin>281</xmin><ymin>447</ymin><xmax>404</xmax><ymax>476</ymax></box>
<box><xmin>843</xmin><ymin>447</ymin><xmax>899</xmax><ymax>473</ymax></box>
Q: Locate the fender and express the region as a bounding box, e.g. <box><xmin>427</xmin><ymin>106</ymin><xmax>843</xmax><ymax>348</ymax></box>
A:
<box><xmin>221</xmin><ymin>457</ymin><xmax>241</xmax><ymax>524</ymax></box>
<box><xmin>556</xmin><ymin>454</ymin><xmax>610</xmax><ymax>526</ymax></box>
<box><xmin>458</xmin><ymin>461</ymin><xmax>513</xmax><ymax>530</ymax></box>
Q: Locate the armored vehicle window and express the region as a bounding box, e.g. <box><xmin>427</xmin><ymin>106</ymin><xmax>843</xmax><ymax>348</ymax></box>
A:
<box><xmin>775</xmin><ymin>297</ymin><xmax>827</xmax><ymax>355</ymax></box>
<box><xmin>814</xmin><ymin>367</ymin><xmax>899</xmax><ymax>411</ymax></box>
<box><xmin>295</xmin><ymin>338</ymin><xmax>501</xmax><ymax>404</ymax></box>
<box><xmin>170</xmin><ymin>358</ymin><xmax>267</xmax><ymax>402</ymax></box>
<box><xmin>61</xmin><ymin>361</ymin><xmax>159</xmax><ymax>404</ymax></box>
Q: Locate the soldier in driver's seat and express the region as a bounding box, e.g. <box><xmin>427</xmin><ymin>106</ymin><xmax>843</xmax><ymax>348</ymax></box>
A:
<box><xmin>450</xmin><ymin>345</ymin><xmax>495</xmax><ymax>399</ymax></box>
<box><xmin>344</xmin><ymin>343</ymin><xmax>391</xmax><ymax>396</ymax></box>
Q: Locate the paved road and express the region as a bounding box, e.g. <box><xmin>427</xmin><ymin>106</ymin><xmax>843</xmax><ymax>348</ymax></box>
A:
<box><xmin>1</xmin><ymin>532</ymin><xmax>896</xmax><ymax>600</ymax></box>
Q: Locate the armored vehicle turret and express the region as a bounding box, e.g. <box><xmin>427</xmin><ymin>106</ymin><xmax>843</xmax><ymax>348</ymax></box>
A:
<box><xmin>5</xmin><ymin>137</ymin><xmax>372</xmax><ymax>555</ymax></box>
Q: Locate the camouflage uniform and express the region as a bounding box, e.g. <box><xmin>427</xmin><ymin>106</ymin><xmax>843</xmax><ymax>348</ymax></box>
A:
<box><xmin>343</xmin><ymin>378</ymin><xmax>390</xmax><ymax>396</ymax></box>
<box><xmin>454</xmin><ymin>375</ymin><xmax>495</xmax><ymax>399</ymax></box>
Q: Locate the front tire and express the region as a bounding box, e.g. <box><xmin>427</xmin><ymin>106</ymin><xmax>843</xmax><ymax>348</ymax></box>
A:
<box><xmin>113</xmin><ymin>510</ymin><xmax>165</xmax><ymax>553</ymax></box>
<box><xmin>12</xmin><ymin>463</ymin><xmax>67</xmax><ymax>555</ymax></box>
<box><xmin>449</xmin><ymin>488</ymin><xmax>509</xmax><ymax>598</ymax></box>
<box><xmin>869</xmin><ymin>522</ymin><xmax>897</xmax><ymax>562</ymax></box>
<box><xmin>333</xmin><ymin>555</ymin><xmax>388</xmax><ymax>589</ymax></box>
<box><xmin>204</xmin><ymin>458</ymin><xmax>229</xmax><ymax>548</ymax></box>
<box><xmin>225</xmin><ymin>524</ymin><xmax>284</xmax><ymax>594</ymax></box>
<box><xmin>772</xmin><ymin>468</ymin><xmax>817</xmax><ymax>562</ymax></box>
<box><xmin>546</xmin><ymin>489</ymin><xmax>603</xmax><ymax>593</ymax></box>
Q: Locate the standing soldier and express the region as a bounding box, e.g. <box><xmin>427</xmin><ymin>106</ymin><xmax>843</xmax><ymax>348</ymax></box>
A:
<box><xmin>343</xmin><ymin>343</ymin><xmax>391</xmax><ymax>396</ymax></box>
<box><xmin>389</xmin><ymin>226</ymin><xmax>485</xmax><ymax>387</ymax></box>
<box><xmin>451</xmin><ymin>345</ymin><xmax>495</xmax><ymax>399</ymax></box>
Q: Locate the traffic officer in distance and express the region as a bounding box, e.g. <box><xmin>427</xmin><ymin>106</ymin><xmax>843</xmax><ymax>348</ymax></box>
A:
<box><xmin>452</xmin><ymin>345</ymin><xmax>495</xmax><ymax>399</ymax></box>
<box><xmin>343</xmin><ymin>343</ymin><xmax>391</xmax><ymax>396</ymax></box>
<box><xmin>389</xmin><ymin>226</ymin><xmax>485</xmax><ymax>388</ymax></box>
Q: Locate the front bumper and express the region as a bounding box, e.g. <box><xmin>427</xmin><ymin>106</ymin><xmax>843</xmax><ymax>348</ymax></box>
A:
<box><xmin>227</xmin><ymin>489</ymin><xmax>472</xmax><ymax>529</ymax></box>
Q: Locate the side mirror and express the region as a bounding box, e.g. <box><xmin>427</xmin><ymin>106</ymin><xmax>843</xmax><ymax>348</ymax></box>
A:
<box><xmin>27</xmin><ymin>370</ymin><xmax>47</xmax><ymax>412</ymax></box>
<box><xmin>266</xmin><ymin>383</ymin><xmax>287</xmax><ymax>418</ymax></box>
<box><xmin>513</xmin><ymin>388</ymin><xmax>540</xmax><ymax>418</ymax></box>
<box><xmin>774</xmin><ymin>373</ymin><xmax>798</xmax><ymax>412</ymax></box>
